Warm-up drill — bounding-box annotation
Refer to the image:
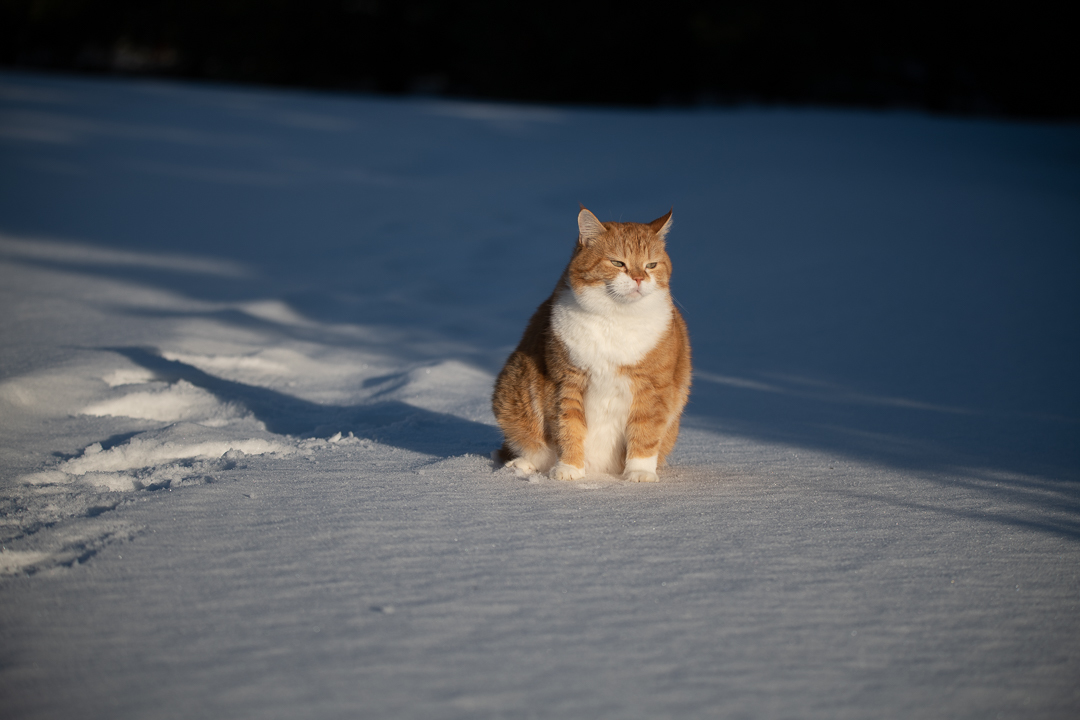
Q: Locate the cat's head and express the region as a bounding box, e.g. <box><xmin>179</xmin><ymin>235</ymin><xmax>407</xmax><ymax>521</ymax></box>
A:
<box><xmin>567</xmin><ymin>207</ymin><xmax>674</xmax><ymax>304</ymax></box>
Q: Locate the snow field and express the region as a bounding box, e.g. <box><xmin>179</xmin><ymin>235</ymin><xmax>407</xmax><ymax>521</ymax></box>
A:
<box><xmin>0</xmin><ymin>71</ymin><xmax>1078</xmax><ymax>718</ymax></box>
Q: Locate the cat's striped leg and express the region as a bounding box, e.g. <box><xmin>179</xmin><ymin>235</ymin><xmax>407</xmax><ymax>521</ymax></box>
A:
<box><xmin>623</xmin><ymin>391</ymin><xmax>671</xmax><ymax>482</ymax></box>
<box><xmin>550</xmin><ymin>369</ymin><xmax>588</xmax><ymax>481</ymax></box>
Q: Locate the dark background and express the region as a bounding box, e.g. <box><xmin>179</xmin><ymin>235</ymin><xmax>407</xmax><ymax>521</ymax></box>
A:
<box><xmin>1</xmin><ymin>0</ymin><xmax>1076</xmax><ymax>120</ymax></box>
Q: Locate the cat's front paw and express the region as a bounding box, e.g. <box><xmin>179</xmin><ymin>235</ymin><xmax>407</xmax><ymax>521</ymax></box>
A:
<box><xmin>505</xmin><ymin>457</ymin><xmax>539</xmax><ymax>477</ymax></box>
<box><xmin>550</xmin><ymin>462</ymin><xmax>585</xmax><ymax>481</ymax></box>
<box><xmin>624</xmin><ymin>469</ymin><xmax>659</xmax><ymax>483</ymax></box>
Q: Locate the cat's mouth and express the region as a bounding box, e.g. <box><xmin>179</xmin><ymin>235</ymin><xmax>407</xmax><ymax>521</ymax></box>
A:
<box><xmin>602</xmin><ymin>277</ymin><xmax>654</xmax><ymax>303</ymax></box>
<box><xmin>613</xmin><ymin>285</ymin><xmax>648</xmax><ymax>302</ymax></box>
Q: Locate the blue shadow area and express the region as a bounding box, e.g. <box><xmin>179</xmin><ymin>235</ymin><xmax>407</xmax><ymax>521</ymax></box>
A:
<box><xmin>105</xmin><ymin>347</ymin><xmax>501</xmax><ymax>458</ymax></box>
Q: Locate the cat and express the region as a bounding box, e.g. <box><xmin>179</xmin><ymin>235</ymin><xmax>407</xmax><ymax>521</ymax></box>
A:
<box><xmin>492</xmin><ymin>206</ymin><xmax>691</xmax><ymax>482</ymax></box>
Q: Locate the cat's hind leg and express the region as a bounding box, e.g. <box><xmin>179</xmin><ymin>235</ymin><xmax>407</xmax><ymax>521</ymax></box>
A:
<box><xmin>505</xmin><ymin>445</ymin><xmax>558</xmax><ymax>477</ymax></box>
<box><xmin>492</xmin><ymin>355</ymin><xmax>558</xmax><ymax>476</ymax></box>
<box><xmin>491</xmin><ymin>443</ymin><xmax>543</xmax><ymax>476</ymax></box>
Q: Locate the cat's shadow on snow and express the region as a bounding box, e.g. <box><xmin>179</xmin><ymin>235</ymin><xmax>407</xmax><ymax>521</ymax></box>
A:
<box><xmin>105</xmin><ymin>346</ymin><xmax>501</xmax><ymax>458</ymax></box>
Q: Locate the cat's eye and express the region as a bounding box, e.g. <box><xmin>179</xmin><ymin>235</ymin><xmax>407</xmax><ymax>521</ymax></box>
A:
<box><xmin>646</xmin><ymin>262</ymin><xmax>658</xmax><ymax>269</ymax></box>
<box><xmin>610</xmin><ymin>260</ymin><xmax>625</xmax><ymax>267</ymax></box>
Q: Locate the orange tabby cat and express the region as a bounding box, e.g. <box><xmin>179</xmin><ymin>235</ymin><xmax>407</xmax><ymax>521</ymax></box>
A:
<box><xmin>492</xmin><ymin>207</ymin><xmax>691</xmax><ymax>482</ymax></box>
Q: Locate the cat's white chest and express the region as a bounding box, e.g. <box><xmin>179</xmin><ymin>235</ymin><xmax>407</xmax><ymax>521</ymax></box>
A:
<box><xmin>551</xmin><ymin>284</ymin><xmax>672</xmax><ymax>474</ymax></box>
<box><xmin>550</xmin><ymin>284</ymin><xmax>672</xmax><ymax>372</ymax></box>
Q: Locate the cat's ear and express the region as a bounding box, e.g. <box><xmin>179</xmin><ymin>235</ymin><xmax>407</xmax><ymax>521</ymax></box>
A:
<box><xmin>649</xmin><ymin>209</ymin><xmax>673</xmax><ymax>241</ymax></box>
<box><xmin>577</xmin><ymin>206</ymin><xmax>607</xmax><ymax>246</ymax></box>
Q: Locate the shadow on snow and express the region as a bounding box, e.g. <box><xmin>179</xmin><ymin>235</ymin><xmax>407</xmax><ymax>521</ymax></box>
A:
<box><xmin>104</xmin><ymin>346</ymin><xmax>501</xmax><ymax>459</ymax></box>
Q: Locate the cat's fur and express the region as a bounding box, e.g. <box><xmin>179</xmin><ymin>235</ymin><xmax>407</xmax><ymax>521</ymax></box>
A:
<box><xmin>492</xmin><ymin>207</ymin><xmax>691</xmax><ymax>482</ymax></box>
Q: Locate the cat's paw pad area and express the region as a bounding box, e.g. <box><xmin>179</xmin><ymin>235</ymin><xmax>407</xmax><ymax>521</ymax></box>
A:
<box><xmin>505</xmin><ymin>457</ymin><xmax>538</xmax><ymax>477</ymax></box>
<box><xmin>624</xmin><ymin>470</ymin><xmax>659</xmax><ymax>483</ymax></box>
<box><xmin>550</xmin><ymin>463</ymin><xmax>586</xmax><ymax>481</ymax></box>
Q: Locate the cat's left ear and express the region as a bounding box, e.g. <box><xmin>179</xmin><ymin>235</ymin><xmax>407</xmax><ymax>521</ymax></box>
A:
<box><xmin>649</xmin><ymin>209</ymin><xmax>673</xmax><ymax>241</ymax></box>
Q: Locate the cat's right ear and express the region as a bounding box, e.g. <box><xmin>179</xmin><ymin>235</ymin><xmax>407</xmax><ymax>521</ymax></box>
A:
<box><xmin>577</xmin><ymin>206</ymin><xmax>606</xmax><ymax>247</ymax></box>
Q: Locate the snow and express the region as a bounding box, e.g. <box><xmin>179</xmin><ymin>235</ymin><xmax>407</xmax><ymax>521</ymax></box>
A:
<box><xmin>1</xmin><ymin>70</ymin><xmax>1078</xmax><ymax>719</ymax></box>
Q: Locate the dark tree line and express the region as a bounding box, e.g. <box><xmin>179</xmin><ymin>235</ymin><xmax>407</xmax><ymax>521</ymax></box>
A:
<box><xmin>1</xmin><ymin>0</ymin><xmax>1075</xmax><ymax>119</ymax></box>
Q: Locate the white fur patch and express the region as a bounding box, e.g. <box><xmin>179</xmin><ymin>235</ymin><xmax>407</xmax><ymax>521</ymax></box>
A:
<box><xmin>551</xmin><ymin>282</ymin><xmax>673</xmax><ymax>475</ymax></box>
<box><xmin>582</xmin><ymin>370</ymin><xmax>632</xmax><ymax>474</ymax></box>
<box><xmin>550</xmin><ymin>462</ymin><xmax>586</xmax><ymax>481</ymax></box>
<box><xmin>625</xmin><ymin>455</ymin><xmax>658</xmax><ymax>473</ymax></box>
<box><xmin>505</xmin><ymin>457</ymin><xmax>538</xmax><ymax>477</ymax></box>
<box><xmin>551</xmin><ymin>284</ymin><xmax>672</xmax><ymax>371</ymax></box>
<box><xmin>624</xmin><ymin>455</ymin><xmax>659</xmax><ymax>483</ymax></box>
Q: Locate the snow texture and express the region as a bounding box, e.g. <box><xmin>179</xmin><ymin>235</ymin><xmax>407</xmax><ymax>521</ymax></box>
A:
<box><xmin>1</xmin><ymin>71</ymin><xmax>1078</xmax><ymax>719</ymax></box>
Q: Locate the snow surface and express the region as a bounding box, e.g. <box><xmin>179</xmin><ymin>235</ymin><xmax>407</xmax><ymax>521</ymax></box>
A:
<box><xmin>1</xmin><ymin>71</ymin><xmax>1078</xmax><ymax>719</ymax></box>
